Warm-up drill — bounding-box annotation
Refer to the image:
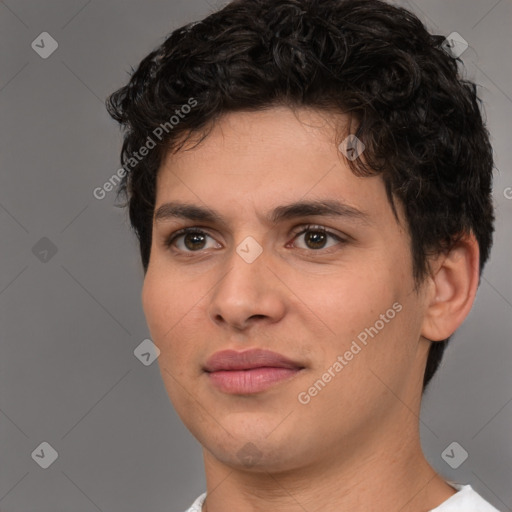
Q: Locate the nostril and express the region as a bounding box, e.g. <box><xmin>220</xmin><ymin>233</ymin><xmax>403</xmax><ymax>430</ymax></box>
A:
<box><xmin>249</xmin><ymin>314</ymin><xmax>266</xmax><ymax>321</ymax></box>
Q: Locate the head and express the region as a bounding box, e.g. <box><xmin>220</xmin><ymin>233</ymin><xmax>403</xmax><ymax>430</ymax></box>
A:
<box><xmin>107</xmin><ymin>0</ymin><xmax>494</xmax><ymax>471</ymax></box>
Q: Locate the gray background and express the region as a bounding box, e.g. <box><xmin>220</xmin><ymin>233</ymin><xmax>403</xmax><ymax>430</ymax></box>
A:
<box><xmin>0</xmin><ymin>0</ymin><xmax>511</xmax><ymax>511</ymax></box>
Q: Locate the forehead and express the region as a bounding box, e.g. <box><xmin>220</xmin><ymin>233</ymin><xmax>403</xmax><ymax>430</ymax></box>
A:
<box><xmin>154</xmin><ymin>107</ymin><xmax>399</xmax><ymax>227</ymax></box>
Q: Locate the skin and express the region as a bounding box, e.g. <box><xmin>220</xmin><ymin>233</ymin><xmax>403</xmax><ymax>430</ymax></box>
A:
<box><xmin>142</xmin><ymin>107</ymin><xmax>480</xmax><ymax>512</ymax></box>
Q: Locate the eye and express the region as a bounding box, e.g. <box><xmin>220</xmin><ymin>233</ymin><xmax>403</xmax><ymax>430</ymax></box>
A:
<box><xmin>289</xmin><ymin>224</ymin><xmax>345</xmax><ymax>251</ymax></box>
<box><xmin>165</xmin><ymin>228</ymin><xmax>221</xmax><ymax>252</ymax></box>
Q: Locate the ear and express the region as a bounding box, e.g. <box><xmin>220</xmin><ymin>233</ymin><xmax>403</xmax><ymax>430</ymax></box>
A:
<box><xmin>421</xmin><ymin>232</ymin><xmax>480</xmax><ymax>342</ymax></box>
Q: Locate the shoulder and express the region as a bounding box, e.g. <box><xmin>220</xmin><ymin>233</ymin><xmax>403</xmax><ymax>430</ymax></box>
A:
<box><xmin>430</xmin><ymin>483</ymin><xmax>501</xmax><ymax>512</ymax></box>
<box><xmin>180</xmin><ymin>492</ymin><xmax>207</xmax><ymax>512</ymax></box>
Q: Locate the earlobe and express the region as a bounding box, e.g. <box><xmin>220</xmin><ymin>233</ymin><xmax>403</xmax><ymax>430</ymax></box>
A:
<box><xmin>421</xmin><ymin>233</ymin><xmax>480</xmax><ymax>342</ymax></box>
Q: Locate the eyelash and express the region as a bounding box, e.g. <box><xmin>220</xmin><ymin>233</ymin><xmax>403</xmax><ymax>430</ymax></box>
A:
<box><xmin>164</xmin><ymin>224</ymin><xmax>346</xmax><ymax>254</ymax></box>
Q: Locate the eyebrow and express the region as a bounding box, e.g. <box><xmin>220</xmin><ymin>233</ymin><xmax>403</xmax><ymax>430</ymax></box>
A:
<box><xmin>154</xmin><ymin>199</ymin><xmax>371</xmax><ymax>226</ymax></box>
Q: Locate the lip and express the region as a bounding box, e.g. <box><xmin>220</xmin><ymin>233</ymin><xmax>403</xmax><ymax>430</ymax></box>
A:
<box><xmin>204</xmin><ymin>349</ymin><xmax>305</xmax><ymax>394</ymax></box>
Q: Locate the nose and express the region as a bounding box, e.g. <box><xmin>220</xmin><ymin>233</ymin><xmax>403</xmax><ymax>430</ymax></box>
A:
<box><xmin>208</xmin><ymin>242</ymin><xmax>286</xmax><ymax>332</ymax></box>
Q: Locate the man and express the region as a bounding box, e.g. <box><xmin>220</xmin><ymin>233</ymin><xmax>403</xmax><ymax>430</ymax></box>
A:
<box><xmin>107</xmin><ymin>0</ymin><xmax>499</xmax><ymax>510</ymax></box>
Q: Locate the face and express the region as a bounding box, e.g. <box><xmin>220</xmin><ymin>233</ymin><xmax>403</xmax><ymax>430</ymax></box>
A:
<box><xmin>142</xmin><ymin>107</ymin><xmax>432</xmax><ymax>473</ymax></box>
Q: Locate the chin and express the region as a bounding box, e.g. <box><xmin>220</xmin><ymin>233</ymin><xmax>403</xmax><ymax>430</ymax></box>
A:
<box><xmin>202</xmin><ymin>426</ymin><xmax>308</xmax><ymax>473</ymax></box>
<box><xmin>211</xmin><ymin>442</ymin><xmax>303</xmax><ymax>473</ymax></box>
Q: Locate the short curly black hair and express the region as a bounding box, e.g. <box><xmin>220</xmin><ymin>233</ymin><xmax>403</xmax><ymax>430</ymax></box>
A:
<box><xmin>106</xmin><ymin>0</ymin><xmax>495</xmax><ymax>392</ymax></box>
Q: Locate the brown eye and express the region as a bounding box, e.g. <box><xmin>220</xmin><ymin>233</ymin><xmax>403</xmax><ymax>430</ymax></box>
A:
<box><xmin>303</xmin><ymin>230</ymin><xmax>329</xmax><ymax>249</ymax></box>
<box><xmin>166</xmin><ymin>228</ymin><xmax>221</xmax><ymax>252</ymax></box>
<box><xmin>183</xmin><ymin>232</ymin><xmax>207</xmax><ymax>250</ymax></box>
<box><xmin>291</xmin><ymin>225</ymin><xmax>345</xmax><ymax>251</ymax></box>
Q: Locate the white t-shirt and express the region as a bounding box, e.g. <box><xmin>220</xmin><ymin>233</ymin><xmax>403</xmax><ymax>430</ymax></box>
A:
<box><xmin>181</xmin><ymin>481</ymin><xmax>501</xmax><ymax>512</ymax></box>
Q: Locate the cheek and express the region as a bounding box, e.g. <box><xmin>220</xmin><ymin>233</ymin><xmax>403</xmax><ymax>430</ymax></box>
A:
<box><xmin>308</xmin><ymin>262</ymin><xmax>417</xmax><ymax>372</ymax></box>
<box><xmin>142</xmin><ymin>269</ymin><xmax>210</xmax><ymax>422</ymax></box>
<box><xmin>311</xmin><ymin>272</ymin><xmax>397</xmax><ymax>337</ymax></box>
<box><xmin>142</xmin><ymin>269</ymin><xmax>201</xmax><ymax>365</ymax></box>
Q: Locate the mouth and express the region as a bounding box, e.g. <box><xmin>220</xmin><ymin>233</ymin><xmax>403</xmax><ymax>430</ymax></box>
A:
<box><xmin>203</xmin><ymin>349</ymin><xmax>305</xmax><ymax>394</ymax></box>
